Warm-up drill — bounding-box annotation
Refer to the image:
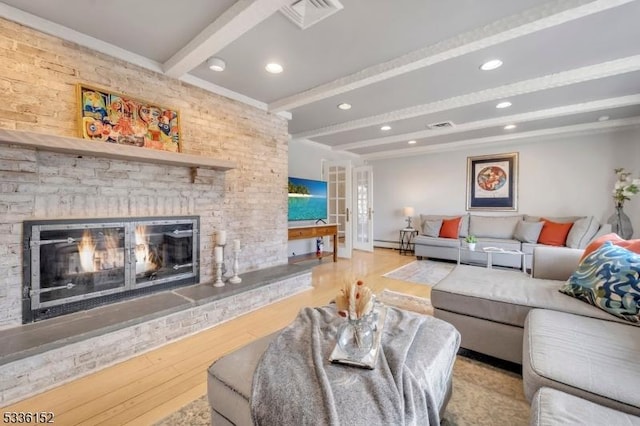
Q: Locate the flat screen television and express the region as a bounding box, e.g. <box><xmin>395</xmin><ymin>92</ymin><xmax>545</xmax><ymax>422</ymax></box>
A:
<box><xmin>288</xmin><ymin>177</ymin><xmax>328</xmax><ymax>222</ymax></box>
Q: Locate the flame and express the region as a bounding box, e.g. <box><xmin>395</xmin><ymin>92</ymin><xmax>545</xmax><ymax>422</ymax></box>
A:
<box><xmin>78</xmin><ymin>229</ymin><xmax>96</xmax><ymax>272</ymax></box>
<box><xmin>135</xmin><ymin>225</ymin><xmax>155</xmax><ymax>274</ymax></box>
<box><xmin>103</xmin><ymin>230</ymin><xmax>120</xmax><ymax>269</ymax></box>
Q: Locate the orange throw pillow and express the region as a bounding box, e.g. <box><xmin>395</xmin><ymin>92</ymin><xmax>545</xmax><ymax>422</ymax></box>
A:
<box><xmin>538</xmin><ymin>219</ymin><xmax>573</xmax><ymax>247</ymax></box>
<box><xmin>439</xmin><ymin>217</ymin><xmax>462</xmax><ymax>239</ymax></box>
<box><xmin>580</xmin><ymin>233</ymin><xmax>640</xmax><ymax>261</ymax></box>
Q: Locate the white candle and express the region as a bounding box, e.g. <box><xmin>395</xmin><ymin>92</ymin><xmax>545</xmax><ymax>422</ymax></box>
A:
<box><xmin>233</xmin><ymin>239</ymin><xmax>240</xmax><ymax>251</ymax></box>
<box><xmin>217</xmin><ymin>230</ymin><xmax>227</xmax><ymax>246</ymax></box>
<box><xmin>214</xmin><ymin>246</ymin><xmax>223</xmax><ymax>263</ymax></box>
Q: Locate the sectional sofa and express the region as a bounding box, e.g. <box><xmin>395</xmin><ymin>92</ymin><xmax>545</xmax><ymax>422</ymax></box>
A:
<box><xmin>414</xmin><ymin>213</ymin><xmax>609</xmax><ymax>269</ymax></box>
<box><xmin>431</xmin><ymin>245</ymin><xmax>640</xmax><ymax>423</ymax></box>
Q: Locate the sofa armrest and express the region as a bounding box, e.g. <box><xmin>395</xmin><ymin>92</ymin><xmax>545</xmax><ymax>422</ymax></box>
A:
<box><xmin>531</xmin><ymin>246</ymin><xmax>583</xmax><ymax>281</ymax></box>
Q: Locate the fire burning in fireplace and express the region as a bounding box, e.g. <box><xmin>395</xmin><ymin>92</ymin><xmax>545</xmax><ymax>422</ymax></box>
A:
<box><xmin>78</xmin><ymin>229</ymin><xmax>97</xmax><ymax>272</ymax></box>
<box><xmin>135</xmin><ymin>225</ymin><xmax>159</xmax><ymax>275</ymax></box>
<box><xmin>75</xmin><ymin>226</ymin><xmax>159</xmax><ymax>274</ymax></box>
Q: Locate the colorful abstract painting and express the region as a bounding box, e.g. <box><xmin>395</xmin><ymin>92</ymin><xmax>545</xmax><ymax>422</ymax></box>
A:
<box><xmin>78</xmin><ymin>84</ymin><xmax>181</xmax><ymax>152</ymax></box>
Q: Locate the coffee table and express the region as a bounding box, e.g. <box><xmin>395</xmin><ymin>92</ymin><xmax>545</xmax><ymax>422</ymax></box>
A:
<box><xmin>457</xmin><ymin>245</ymin><xmax>527</xmax><ymax>274</ymax></box>
<box><xmin>207</xmin><ymin>307</ymin><xmax>460</xmax><ymax>425</ymax></box>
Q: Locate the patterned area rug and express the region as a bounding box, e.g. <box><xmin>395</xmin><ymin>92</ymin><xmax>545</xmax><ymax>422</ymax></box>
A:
<box><xmin>156</xmin><ymin>291</ymin><xmax>529</xmax><ymax>426</ymax></box>
<box><xmin>383</xmin><ymin>259</ymin><xmax>455</xmax><ymax>286</ymax></box>
<box><xmin>377</xmin><ymin>288</ymin><xmax>433</xmax><ymax>316</ymax></box>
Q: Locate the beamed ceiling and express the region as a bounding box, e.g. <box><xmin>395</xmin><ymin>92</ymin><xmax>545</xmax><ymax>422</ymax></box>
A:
<box><xmin>2</xmin><ymin>0</ymin><xmax>639</xmax><ymax>158</ymax></box>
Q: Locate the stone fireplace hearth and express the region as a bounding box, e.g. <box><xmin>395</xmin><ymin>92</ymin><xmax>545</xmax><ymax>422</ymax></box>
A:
<box><xmin>23</xmin><ymin>216</ymin><xmax>199</xmax><ymax>323</ymax></box>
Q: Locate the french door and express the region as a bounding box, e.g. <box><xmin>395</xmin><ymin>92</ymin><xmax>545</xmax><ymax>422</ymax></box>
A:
<box><xmin>324</xmin><ymin>161</ymin><xmax>352</xmax><ymax>258</ymax></box>
<box><xmin>353</xmin><ymin>165</ymin><xmax>374</xmax><ymax>252</ymax></box>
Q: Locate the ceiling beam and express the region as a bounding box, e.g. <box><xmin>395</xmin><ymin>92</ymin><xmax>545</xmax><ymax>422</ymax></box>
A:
<box><xmin>360</xmin><ymin>117</ymin><xmax>640</xmax><ymax>160</ymax></box>
<box><xmin>269</xmin><ymin>0</ymin><xmax>635</xmax><ymax>113</ymax></box>
<box><xmin>293</xmin><ymin>55</ymin><xmax>640</xmax><ymax>139</ymax></box>
<box><xmin>332</xmin><ymin>94</ymin><xmax>640</xmax><ymax>151</ymax></box>
<box><xmin>163</xmin><ymin>0</ymin><xmax>291</xmax><ymax>78</ymax></box>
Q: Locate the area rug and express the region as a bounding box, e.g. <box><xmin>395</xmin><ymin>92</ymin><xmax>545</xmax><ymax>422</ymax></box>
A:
<box><xmin>155</xmin><ymin>355</ymin><xmax>529</xmax><ymax>426</ymax></box>
<box><xmin>377</xmin><ymin>288</ymin><xmax>433</xmax><ymax>316</ymax></box>
<box><xmin>383</xmin><ymin>259</ymin><xmax>454</xmax><ymax>286</ymax></box>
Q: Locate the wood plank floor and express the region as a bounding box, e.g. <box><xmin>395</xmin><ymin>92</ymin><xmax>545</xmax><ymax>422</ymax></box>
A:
<box><xmin>4</xmin><ymin>248</ymin><xmax>428</xmax><ymax>425</ymax></box>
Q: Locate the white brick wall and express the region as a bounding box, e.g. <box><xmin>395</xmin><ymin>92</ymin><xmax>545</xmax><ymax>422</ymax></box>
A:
<box><xmin>0</xmin><ymin>18</ymin><xmax>290</xmax><ymax>328</ymax></box>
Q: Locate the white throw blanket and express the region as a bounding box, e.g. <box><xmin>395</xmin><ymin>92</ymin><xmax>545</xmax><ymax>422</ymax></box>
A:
<box><xmin>251</xmin><ymin>305</ymin><xmax>460</xmax><ymax>425</ymax></box>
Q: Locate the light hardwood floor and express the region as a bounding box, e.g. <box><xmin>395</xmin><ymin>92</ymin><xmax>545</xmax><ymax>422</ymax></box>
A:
<box><xmin>5</xmin><ymin>248</ymin><xmax>428</xmax><ymax>425</ymax></box>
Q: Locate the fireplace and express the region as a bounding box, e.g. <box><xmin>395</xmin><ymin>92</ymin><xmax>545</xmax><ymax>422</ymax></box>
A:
<box><xmin>22</xmin><ymin>216</ymin><xmax>200</xmax><ymax>323</ymax></box>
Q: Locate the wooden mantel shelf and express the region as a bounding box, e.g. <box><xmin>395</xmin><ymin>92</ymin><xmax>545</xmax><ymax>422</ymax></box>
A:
<box><xmin>0</xmin><ymin>128</ymin><xmax>236</xmax><ymax>173</ymax></box>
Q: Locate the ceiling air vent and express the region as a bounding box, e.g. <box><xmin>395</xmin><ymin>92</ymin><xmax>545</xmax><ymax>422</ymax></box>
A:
<box><xmin>427</xmin><ymin>121</ymin><xmax>455</xmax><ymax>129</ymax></box>
<box><xmin>280</xmin><ymin>0</ymin><xmax>344</xmax><ymax>30</ymax></box>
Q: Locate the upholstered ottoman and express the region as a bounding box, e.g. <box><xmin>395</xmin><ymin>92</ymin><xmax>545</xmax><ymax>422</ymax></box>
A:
<box><xmin>523</xmin><ymin>309</ymin><xmax>640</xmax><ymax>416</ymax></box>
<box><xmin>207</xmin><ymin>333</ymin><xmax>276</xmax><ymax>426</ymax></box>
<box><xmin>207</xmin><ymin>311</ymin><xmax>459</xmax><ymax>425</ymax></box>
<box><xmin>530</xmin><ymin>387</ymin><xmax>640</xmax><ymax>426</ymax></box>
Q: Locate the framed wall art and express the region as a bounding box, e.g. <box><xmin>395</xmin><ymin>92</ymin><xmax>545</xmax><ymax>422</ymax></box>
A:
<box><xmin>77</xmin><ymin>83</ymin><xmax>181</xmax><ymax>152</ymax></box>
<box><xmin>466</xmin><ymin>152</ymin><xmax>518</xmax><ymax>211</ymax></box>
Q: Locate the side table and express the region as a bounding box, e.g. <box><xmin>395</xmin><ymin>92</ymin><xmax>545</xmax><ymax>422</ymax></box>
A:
<box><xmin>399</xmin><ymin>228</ymin><xmax>418</xmax><ymax>255</ymax></box>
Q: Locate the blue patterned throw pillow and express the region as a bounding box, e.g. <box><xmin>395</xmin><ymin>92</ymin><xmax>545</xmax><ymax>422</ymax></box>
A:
<box><xmin>560</xmin><ymin>241</ymin><xmax>640</xmax><ymax>323</ymax></box>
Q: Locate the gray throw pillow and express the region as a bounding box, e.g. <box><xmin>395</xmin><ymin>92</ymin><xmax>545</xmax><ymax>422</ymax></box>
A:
<box><xmin>422</xmin><ymin>219</ymin><xmax>443</xmax><ymax>237</ymax></box>
<box><xmin>566</xmin><ymin>216</ymin><xmax>599</xmax><ymax>249</ymax></box>
<box><xmin>514</xmin><ymin>221</ymin><xmax>544</xmax><ymax>243</ymax></box>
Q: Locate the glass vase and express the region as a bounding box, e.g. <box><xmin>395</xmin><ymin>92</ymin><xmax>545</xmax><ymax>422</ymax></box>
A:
<box><xmin>337</xmin><ymin>317</ymin><xmax>374</xmax><ymax>359</ymax></box>
<box><xmin>607</xmin><ymin>206</ymin><xmax>633</xmax><ymax>239</ymax></box>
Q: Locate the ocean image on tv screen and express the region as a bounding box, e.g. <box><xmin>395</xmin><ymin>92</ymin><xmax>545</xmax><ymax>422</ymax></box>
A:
<box><xmin>288</xmin><ymin>177</ymin><xmax>328</xmax><ymax>221</ymax></box>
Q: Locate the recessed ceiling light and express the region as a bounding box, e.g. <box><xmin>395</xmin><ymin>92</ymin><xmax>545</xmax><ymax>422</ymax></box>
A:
<box><xmin>504</xmin><ymin>124</ymin><xmax>517</xmax><ymax>130</ymax></box>
<box><xmin>598</xmin><ymin>115</ymin><xmax>610</xmax><ymax>122</ymax></box>
<box><xmin>207</xmin><ymin>57</ymin><xmax>226</xmax><ymax>72</ymax></box>
<box><xmin>480</xmin><ymin>59</ymin><xmax>503</xmax><ymax>71</ymax></box>
<box><xmin>496</xmin><ymin>101</ymin><xmax>512</xmax><ymax>109</ymax></box>
<box><xmin>337</xmin><ymin>103</ymin><xmax>352</xmax><ymax>110</ymax></box>
<box><xmin>380</xmin><ymin>125</ymin><xmax>391</xmax><ymax>131</ymax></box>
<box><xmin>265</xmin><ymin>63</ymin><xmax>283</xmax><ymax>74</ymax></box>
<box><xmin>408</xmin><ymin>140</ymin><xmax>417</xmax><ymax>145</ymax></box>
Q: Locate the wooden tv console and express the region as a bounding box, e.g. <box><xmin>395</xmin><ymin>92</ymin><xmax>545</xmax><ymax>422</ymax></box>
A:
<box><xmin>288</xmin><ymin>224</ymin><xmax>338</xmax><ymax>263</ymax></box>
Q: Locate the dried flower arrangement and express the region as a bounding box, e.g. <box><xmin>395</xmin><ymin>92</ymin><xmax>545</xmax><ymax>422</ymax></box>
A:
<box><xmin>335</xmin><ymin>279</ymin><xmax>374</xmax><ymax>320</ymax></box>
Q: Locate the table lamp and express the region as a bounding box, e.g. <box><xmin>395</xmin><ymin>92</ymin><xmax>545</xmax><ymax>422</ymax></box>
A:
<box><xmin>403</xmin><ymin>206</ymin><xmax>415</xmax><ymax>229</ymax></box>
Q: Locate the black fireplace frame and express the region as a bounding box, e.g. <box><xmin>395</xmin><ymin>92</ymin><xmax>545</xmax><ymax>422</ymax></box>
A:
<box><xmin>22</xmin><ymin>215</ymin><xmax>200</xmax><ymax>323</ymax></box>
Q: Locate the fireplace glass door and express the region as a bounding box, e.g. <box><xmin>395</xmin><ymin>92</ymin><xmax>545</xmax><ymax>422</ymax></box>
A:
<box><xmin>31</xmin><ymin>222</ymin><xmax>128</xmax><ymax>310</ymax></box>
<box><xmin>132</xmin><ymin>219</ymin><xmax>197</xmax><ymax>288</ymax></box>
<box><xmin>25</xmin><ymin>216</ymin><xmax>199</xmax><ymax>321</ymax></box>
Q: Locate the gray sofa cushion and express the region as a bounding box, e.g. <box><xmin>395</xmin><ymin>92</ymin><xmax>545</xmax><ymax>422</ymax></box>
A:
<box><xmin>422</xmin><ymin>219</ymin><xmax>443</xmax><ymax>237</ymax></box>
<box><xmin>531</xmin><ymin>387</ymin><xmax>640</xmax><ymax>426</ymax></box>
<box><xmin>420</xmin><ymin>214</ymin><xmax>469</xmax><ymax>238</ymax></box>
<box><xmin>523</xmin><ymin>310</ymin><xmax>640</xmax><ymax>416</ymax></box>
<box><xmin>414</xmin><ymin>235</ymin><xmax>460</xmax><ymax>248</ymax></box>
<box><xmin>565</xmin><ymin>216</ymin><xmax>599</xmax><ymax>249</ymax></box>
<box><xmin>514</xmin><ymin>221</ymin><xmax>543</xmax><ymax>243</ymax></box>
<box><xmin>431</xmin><ymin>265</ymin><xmax>635</xmax><ymax>328</ymax></box>
<box><xmin>469</xmin><ymin>215</ymin><xmax>523</xmax><ymax>239</ymax></box>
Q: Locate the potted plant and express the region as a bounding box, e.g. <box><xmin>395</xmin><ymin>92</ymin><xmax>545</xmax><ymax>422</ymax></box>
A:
<box><xmin>465</xmin><ymin>235</ymin><xmax>478</xmax><ymax>251</ymax></box>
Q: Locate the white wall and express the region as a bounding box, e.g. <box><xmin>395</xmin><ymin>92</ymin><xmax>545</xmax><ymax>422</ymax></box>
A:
<box><xmin>287</xmin><ymin>139</ymin><xmax>360</xmax><ymax>256</ymax></box>
<box><xmin>370</xmin><ymin>128</ymin><xmax>640</xmax><ymax>245</ymax></box>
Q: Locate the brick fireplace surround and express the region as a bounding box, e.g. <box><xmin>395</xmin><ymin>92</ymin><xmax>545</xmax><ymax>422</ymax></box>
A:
<box><xmin>0</xmin><ymin>18</ymin><xmax>306</xmax><ymax>404</ymax></box>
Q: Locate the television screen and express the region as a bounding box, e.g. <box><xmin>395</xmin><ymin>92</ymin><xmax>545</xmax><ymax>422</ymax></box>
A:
<box><xmin>288</xmin><ymin>177</ymin><xmax>328</xmax><ymax>221</ymax></box>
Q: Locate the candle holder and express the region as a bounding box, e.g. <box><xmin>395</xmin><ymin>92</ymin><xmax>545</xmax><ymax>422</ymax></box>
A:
<box><xmin>229</xmin><ymin>248</ymin><xmax>242</xmax><ymax>284</ymax></box>
<box><xmin>219</xmin><ymin>244</ymin><xmax>229</xmax><ymax>277</ymax></box>
<box><xmin>214</xmin><ymin>260</ymin><xmax>225</xmax><ymax>287</ymax></box>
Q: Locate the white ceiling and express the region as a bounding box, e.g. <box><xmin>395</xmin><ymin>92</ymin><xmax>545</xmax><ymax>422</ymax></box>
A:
<box><xmin>2</xmin><ymin>0</ymin><xmax>639</xmax><ymax>158</ymax></box>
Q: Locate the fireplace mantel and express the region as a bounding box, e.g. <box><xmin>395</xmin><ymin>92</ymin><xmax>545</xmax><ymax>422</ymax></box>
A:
<box><xmin>0</xmin><ymin>129</ymin><xmax>236</xmax><ymax>179</ymax></box>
